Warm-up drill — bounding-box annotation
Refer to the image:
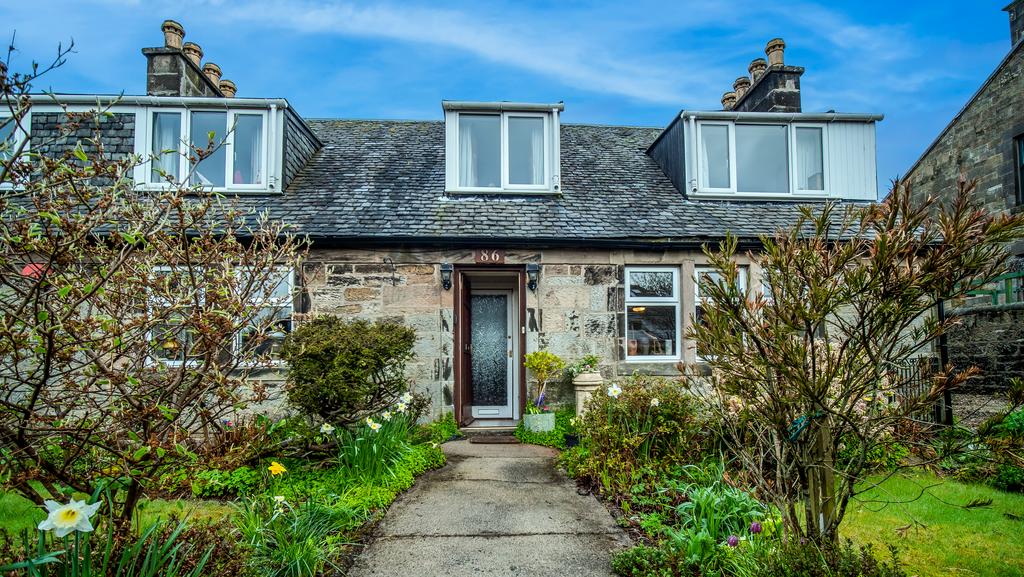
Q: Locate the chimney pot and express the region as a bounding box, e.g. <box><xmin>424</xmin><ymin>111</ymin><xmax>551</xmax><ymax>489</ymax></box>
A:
<box><xmin>162</xmin><ymin>19</ymin><xmax>185</xmax><ymax>49</ymax></box>
<box><xmin>203</xmin><ymin>62</ymin><xmax>222</xmax><ymax>86</ymax></box>
<box><xmin>733</xmin><ymin>76</ymin><xmax>751</xmax><ymax>99</ymax></box>
<box><xmin>721</xmin><ymin>91</ymin><xmax>737</xmax><ymax>110</ymax></box>
<box><xmin>748</xmin><ymin>58</ymin><xmax>768</xmax><ymax>82</ymax></box>
<box><xmin>765</xmin><ymin>38</ymin><xmax>786</xmax><ymax>67</ymax></box>
<box><xmin>182</xmin><ymin>42</ymin><xmax>203</xmax><ymax>67</ymax></box>
<box><xmin>219</xmin><ymin>79</ymin><xmax>237</xmax><ymax>98</ymax></box>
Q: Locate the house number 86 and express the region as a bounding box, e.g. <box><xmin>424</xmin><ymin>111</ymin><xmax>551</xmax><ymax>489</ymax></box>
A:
<box><xmin>474</xmin><ymin>249</ymin><xmax>505</xmax><ymax>264</ymax></box>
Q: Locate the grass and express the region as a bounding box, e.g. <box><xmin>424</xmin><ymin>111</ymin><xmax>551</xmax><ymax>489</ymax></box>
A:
<box><xmin>844</xmin><ymin>470</ymin><xmax>1024</xmax><ymax>577</ymax></box>
<box><xmin>0</xmin><ymin>492</ymin><xmax>235</xmax><ymax>535</ymax></box>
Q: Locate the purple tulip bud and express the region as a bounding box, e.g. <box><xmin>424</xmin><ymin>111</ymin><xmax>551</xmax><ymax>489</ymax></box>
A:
<box><xmin>727</xmin><ymin>535</ymin><xmax>739</xmax><ymax>547</ymax></box>
<box><xmin>750</xmin><ymin>521</ymin><xmax>762</xmax><ymax>534</ymax></box>
<box><xmin>535</xmin><ymin>391</ymin><xmax>545</xmax><ymax>407</ymax></box>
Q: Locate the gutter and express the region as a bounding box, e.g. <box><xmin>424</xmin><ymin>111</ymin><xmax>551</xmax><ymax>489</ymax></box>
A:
<box><xmin>441</xmin><ymin>100</ymin><xmax>565</xmax><ymax>112</ymax></box>
<box><xmin>297</xmin><ymin>235</ymin><xmax>766</xmax><ymax>251</ymax></box>
<box><xmin>27</xmin><ymin>93</ymin><xmax>292</xmax><ymax>109</ymax></box>
<box><xmin>679</xmin><ymin>111</ymin><xmax>884</xmax><ymax>122</ymax></box>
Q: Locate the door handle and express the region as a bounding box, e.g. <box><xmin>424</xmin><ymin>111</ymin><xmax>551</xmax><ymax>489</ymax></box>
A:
<box><xmin>464</xmin><ymin>343</ymin><xmax>472</xmax><ymax>353</ymax></box>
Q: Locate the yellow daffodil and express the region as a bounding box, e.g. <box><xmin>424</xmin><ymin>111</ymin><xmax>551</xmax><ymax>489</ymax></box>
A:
<box><xmin>268</xmin><ymin>461</ymin><xmax>287</xmax><ymax>476</ymax></box>
<box><xmin>38</xmin><ymin>499</ymin><xmax>101</xmax><ymax>537</ymax></box>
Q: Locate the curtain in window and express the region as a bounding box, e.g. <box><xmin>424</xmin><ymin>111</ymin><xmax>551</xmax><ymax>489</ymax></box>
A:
<box><xmin>795</xmin><ymin>127</ymin><xmax>823</xmax><ymax>190</ymax></box>
<box><xmin>151</xmin><ymin>112</ymin><xmax>180</xmax><ymax>182</ymax></box>
<box><xmin>459</xmin><ymin>120</ymin><xmax>476</xmax><ymax>187</ymax></box>
<box><xmin>530</xmin><ymin>122</ymin><xmax>544</xmax><ymax>185</ymax></box>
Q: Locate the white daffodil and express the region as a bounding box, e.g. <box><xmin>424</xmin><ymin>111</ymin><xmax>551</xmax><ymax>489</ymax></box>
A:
<box><xmin>400</xmin><ymin>392</ymin><xmax>414</xmax><ymax>404</ymax></box>
<box><xmin>607</xmin><ymin>384</ymin><xmax>622</xmax><ymax>398</ymax></box>
<box><xmin>38</xmin><ymin>499</ymin><xmax>101</xmax><ymax>537</ymax></box>
<box><xmin>367</xmin><ymin>419</ymin><xmax>382</xmax><ymax>432</ymax></box>
<box><xmin>396</xmin><ymin>402</ymin><xmax>408</xmax><ymax>413</ymax></box>
<box><xmin>319</xmin><ymin>423</ymin><xmax>335</xmax><ymax>435</ymax></box>
<box><xmin>273</xmin><ymin>495</ymin><xmax>286</xmax><ymax>504</ymax></box>
<box><xmin>650</xmin><ymin>397</ymin><xmax>660</xmax><ymax>407</ymax></box>
<box><xmin>381</xmin><ymin>411</ymin><xmax>393</xmax><ymax>421</ymax></box>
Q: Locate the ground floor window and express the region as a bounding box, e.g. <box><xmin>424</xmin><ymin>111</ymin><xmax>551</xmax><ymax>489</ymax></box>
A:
<box><xmin>624</xmin><ymin>267</ymin><xmax>680</xmax><ymax>360</ymax></box>
<box><xmin>695</xmin><ymin>265</ymin><xmax>748</xmax><ymax>359</ymax></box>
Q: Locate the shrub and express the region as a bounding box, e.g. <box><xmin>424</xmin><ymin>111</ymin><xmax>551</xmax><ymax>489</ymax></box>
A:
<box><xmin>524</xmin><ymin>350</ymin><xmax>566</xmax><ymax>410</ymax></box>
<box><xmin>611</xmin><ymin>545</ymin><xmax>675</xmax><ymax>577</ymax></box>
<box><xmin>756</xmin><ymin>539</ymin><xmax>906</xmax><ymax>577</ymax></box>
<box><xmin>413</xmin><ymin>412</ymin><xmax>462</xmax><ymax>445</ymax></box>
<box><xmin>993</xmin><ymin>464</ymin><xmax>1024</xmax><ymax>493</ymax></box>
<box><xmin>281</xmin><ymin>317</ymin><xmax>416</xmax><ymax>425</ymax></box>
<box><xmin>191</xmin><ymin>466</ymin><xmax>263</xmax><ymax>498</ymax></box>
<box><xmin>836</xmin><ymin>435</ymin><xmax>910</xmax><ymax>472</ymax></box>
<box><xmin>573</xmin><ymin>374</ymin><xmax>711</xmax><ymax>496</ymax></box>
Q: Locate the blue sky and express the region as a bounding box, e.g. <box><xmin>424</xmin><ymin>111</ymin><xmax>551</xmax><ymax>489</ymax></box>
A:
<box><xmin>0</xmin><ymin>1</ymin><xmax>1012</xmax><ymax>197</ymax></box>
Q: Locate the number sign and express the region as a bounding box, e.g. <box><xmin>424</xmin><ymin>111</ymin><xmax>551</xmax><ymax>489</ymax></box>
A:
<box><xmin>474</xmin><ymin>249</ymin><xmax>505</xmax><ymax>264</ymax></box>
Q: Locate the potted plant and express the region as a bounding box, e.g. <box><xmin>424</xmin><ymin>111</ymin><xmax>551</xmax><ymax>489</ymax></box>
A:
<box><xmin>523</xmin><ymin>350</ymin><xmax>565</xmax><ymax>432</ymax></box>
<box><xmin>569</xmin><ymin>354</ymin><xmax>603</xmax><ymax>415</ymax></box>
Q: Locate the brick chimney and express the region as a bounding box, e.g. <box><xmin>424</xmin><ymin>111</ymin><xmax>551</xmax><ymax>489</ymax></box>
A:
<box><xmin>143</xmin><ymin>19</ymin><xmax>224</xmax><ymax>97</ymax></box>
<box><xmin>1004</xmin><ymin>1</ymin><xmax>1024</xmax><ymax>46</ymax></box>
<box><xmin>727</xmin><ymin>38</ymin><xmax>803</xmax><ymax>113</ymax></box>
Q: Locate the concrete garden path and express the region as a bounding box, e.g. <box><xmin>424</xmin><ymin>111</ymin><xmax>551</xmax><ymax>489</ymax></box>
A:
<box><xmin>348</xmin><ymin>439</ymin><xmax>631</xmax><ymax>576</ymax></box>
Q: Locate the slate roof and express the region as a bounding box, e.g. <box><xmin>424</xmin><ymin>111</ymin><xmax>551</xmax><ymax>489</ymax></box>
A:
<box><xmin>245</xmin><ymin>119</ymin><xmax>865</xmax><ymax>247</ymax></box>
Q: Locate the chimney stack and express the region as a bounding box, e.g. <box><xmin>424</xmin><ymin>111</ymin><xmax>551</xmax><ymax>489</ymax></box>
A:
<box><xmin>724</xmin><ymin>38</ymin><xmax>803</xmax><ymax>113</ymax></box>
<box><xmin>1004</xmin><ymin>1</ymin><xmax>1024</xmax><ymax>45</ymax></box>
<box><xmin>219</xmin><ymin>79</ymin><xmax>237</xmax><ymax>98</ymax></box>
<box><xmin>143</xmin><ymin>19</ymin><xmax>224</xmax><ymax>97</ymax></box>
<box><xmin>721</xmin><ymin>91</ymin><xmax>737</xmax><ymax>110</ymax></box>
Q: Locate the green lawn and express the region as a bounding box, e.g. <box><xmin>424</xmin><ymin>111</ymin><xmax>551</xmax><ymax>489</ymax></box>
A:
<box><xmin>0</xmin><ymin>492</ymin><xmax>235</xmax><ymax>535</ymax></box>
<box><xmin>844</xmin><ymin>471</ymin><xmax>1024</xmax><ymax>577</ymax></box>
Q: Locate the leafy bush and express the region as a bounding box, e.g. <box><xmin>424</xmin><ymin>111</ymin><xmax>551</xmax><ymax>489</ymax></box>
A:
<box><xmin>524</xmin><ymin>350</ymin><xmax>566</xmax><ymax>410</ymax></box>
<box><xmin>515</xmin><ymin>407</ymin><xmax>576</xmax><ymax>448</ymax></box>
<box><xmin>413</xmin><ymin>412</ymin><xmax>462</xmax><ymax>445</ymax></box>
<box><xmin>281</xmin><ymin>317</ymin><xmax>416</xmax><ymax>425</ymax></box>
<box><xmin>573</xmin><ymin>374</ymin><xmax>711</xmax><ymax>496</ymax></box>
<box><xmin>836</xmin><ymin>435</ymin><xmax>910</xmax><ymax>472</ymax></box>
<box><xmin>191</xmin><ymin>466</ymin><xmax>263</xmax><ymax>498</ymax></box>
<box><xmin>611</xmin><ymin>545</ymin><xmax>674</xmax><ymax>577</ymax></box>
<box><xmin>999</xmin><ymin>409</ymin><xmax>1024</xmax><ymax>437</ymax></box>
<box><xmin>755</xmin><ymin>539</ymin><xmax>906</xmax><ymax>577</ymax></box>
<box><xmin>992</xmin><ymin>464</ymin><xmax>1024</xmax><ymax>493</ymax></box>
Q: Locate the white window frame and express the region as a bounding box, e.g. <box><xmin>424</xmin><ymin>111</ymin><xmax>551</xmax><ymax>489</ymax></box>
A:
<box><xmin>790</xmin><ymin>123</ymin><xmax>828</xmax><ymax>195</ymax></box>
<box><xmin>142</xmin><ymin>108</ymin><xmax>271</xmax><ymax>193</ymax></box>
<box><xmin>147</xmin><ymin>265</ymin><xmax>294</xmax><ymax>367</ymax></box>
<box><xmin>0</xmin><ymin>109</ymin><xmax>31</xmax><ymax>190</ymax></box>
<box><xmin>624</xmin><ymin>266</ymin><xmax>681</xmax><ymax>362</ymax></box>
<box><xmin>694</xmin><ymin>120</ymin><xmax>829</xmax><ymax>197</ymax></box>
<box><xmin>446</xmin><ymin>110</ymin><xmax>559</xmax><ymax>194</ymax></box>
<box><xmin>696</xmin><ymin>121</ymin><xmax>736</xmax><ymax>194</ymax></box>
<box><xmin>694</xmin><ymin>265</ymin><xmax>748</xmax><ymax>361</ymax></box>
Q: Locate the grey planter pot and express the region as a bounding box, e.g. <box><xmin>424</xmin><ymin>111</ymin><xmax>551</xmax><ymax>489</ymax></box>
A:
<box><xmin>523</xmin><ymin>412</ymin><xmax>555</xmax><ymax>432</ymax></box>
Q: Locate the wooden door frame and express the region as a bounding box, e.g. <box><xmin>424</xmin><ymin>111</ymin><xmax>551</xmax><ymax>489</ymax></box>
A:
<box><xmin>453</xmin><ymin>265</ymin><xmax>527</xmax><ymax>427</ymax></box>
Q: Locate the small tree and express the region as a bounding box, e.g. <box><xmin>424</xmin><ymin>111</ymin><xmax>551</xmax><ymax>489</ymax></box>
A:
<box><xmin>0</xmin><ymin>47</ymin><xmax>307</xmax><ymax>525</ymax></box>
<box><xmin>281</xmin><ymin>317</ymin><xmax>416</xmax><ymax>425</ymax></box>
<box><xmin>686</xmin><ymin>178</ymin><xmax>1024</xmax><ymax>543</ymax></box>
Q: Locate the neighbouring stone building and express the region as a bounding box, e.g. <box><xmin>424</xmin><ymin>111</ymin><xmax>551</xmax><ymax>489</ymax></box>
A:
<box><xmin>905</xmin><ymin>2</ymin><xmax>1024</xmax><ymax>391</ymax></box>
<box><xmin>6</xmin><ymin>21</ymin><xmax>884</xmax><ymax>426</ymax></box>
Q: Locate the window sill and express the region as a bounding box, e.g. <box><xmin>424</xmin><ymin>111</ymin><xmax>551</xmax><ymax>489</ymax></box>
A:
<box><xmin>138</xmin><ymin>183</ymin><xmax>282</xmax><ymax>195</ymax></box>
<box><xmin>690</xmin><ymin>190</ymin><xmax>830</xmax><ymax>201</ymax></box>
<box><xmin>445</xmin><ymin>188</ymin><xmax>560</xmax><ymax>196</ymax></box>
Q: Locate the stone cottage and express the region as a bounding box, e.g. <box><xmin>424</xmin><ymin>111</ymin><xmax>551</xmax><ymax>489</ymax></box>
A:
<box><xmin>904</xmin><ymin>2</ymin><xmax>1024</xmax><ymax>391</ymax></box>
<box><xmin>4</xmin><ymin>22</ymin><xmax>883</xmax><ymax>426</ymax></box>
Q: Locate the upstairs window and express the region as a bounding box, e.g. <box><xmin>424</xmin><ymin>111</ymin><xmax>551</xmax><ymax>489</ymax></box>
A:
<box><xmin>147</xmin><ymin>109</ymin><xmax>268</xmax><ymax>190</ymax></box>
<box><xmin>445</xmin><ymin>105</ymin><xmax>560</xmax><ymax>193</ymax></box>
<box><xmin>1016</xmin><ymin>134</ymin><xmax>1024</xmax><ymax>206</ymax></box>
<box><xmin>696</xmin><ymin>121</ymin><xmax>826</xmax><ymax>196</ymax></box>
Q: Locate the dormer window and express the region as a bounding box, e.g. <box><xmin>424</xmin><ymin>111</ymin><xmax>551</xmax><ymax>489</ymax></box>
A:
<box><xmin>697</xmin><ymin>120</ymin><xmax>825</xmax><ymax>195</ymax></box>
<box><xmin>143</xmin><ymin>107</ymin><xmax>275</xmax><ymax>192</ymax></box>
<box><xmin>444</xmin><ymin>102</ymin><xmax>562</xmax><ymax>194</ymax></box>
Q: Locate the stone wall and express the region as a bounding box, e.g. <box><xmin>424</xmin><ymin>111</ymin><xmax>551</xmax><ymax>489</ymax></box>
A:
<box><xmin>906</xmin><ymin>42</ymin><xmax>1024</xmax><ymax>217</ymax></box>
<box><xmin>948</xmin><ymin>304</ymin><xmax>1024</xmax><ymax>392</ymax></box>
<box><xmin>301</xmin><ymin>247</ymin><xmax>761</xmax><ymax>418</ymax></box>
